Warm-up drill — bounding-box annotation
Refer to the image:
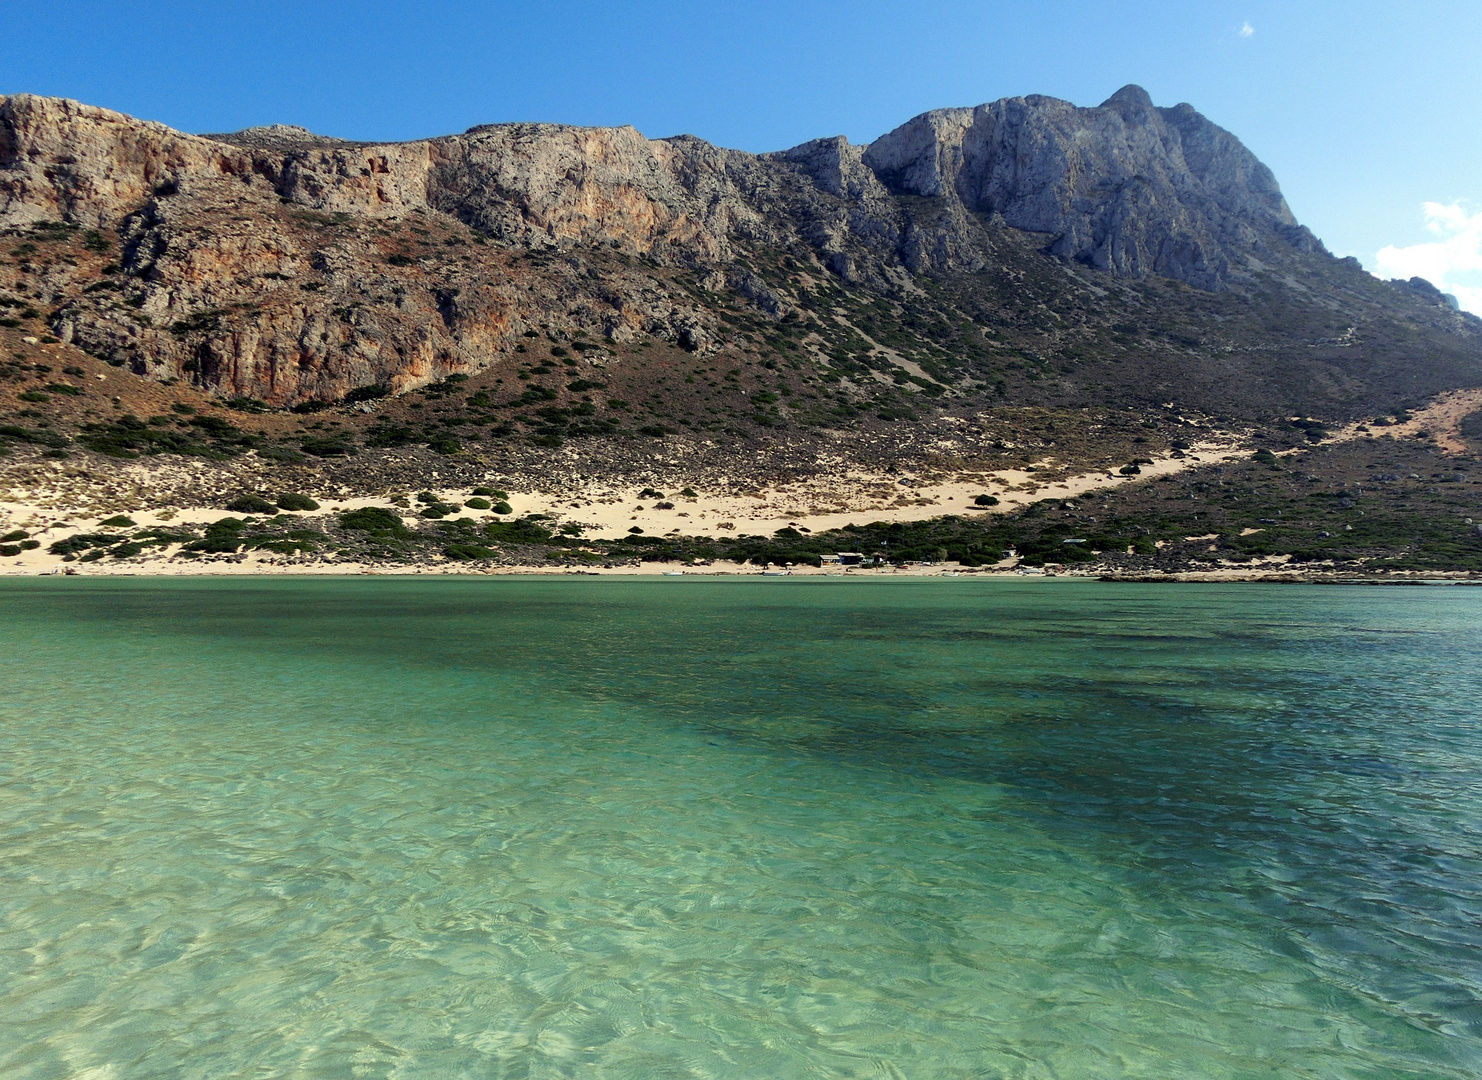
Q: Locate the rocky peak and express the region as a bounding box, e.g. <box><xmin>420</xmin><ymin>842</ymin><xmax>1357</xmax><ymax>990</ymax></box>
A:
<box><xmin>1100</xmin><ymin>82</ymin><xmax>1158</xmax><ymax>120</ymax></box>
<box><xmin>207</xmin><ymin>124</ymin><xmax>356</xmax><ymax>152</ymax></box>
<box><xmin>860</xmin><ymin>85</ymin><xmax>1314</xmax><ymax>289</ymax></box>
<box><xmin>770</xmin><ymin>136</ymin><xmax>880</xmax><ymax>201</ymax></box>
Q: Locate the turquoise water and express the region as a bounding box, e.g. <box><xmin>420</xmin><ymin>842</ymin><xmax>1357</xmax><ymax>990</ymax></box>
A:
<box><xmin>2</xmin><ymin>579</ymin><xmax>1481</xmax><ymax>1079</ymax></box>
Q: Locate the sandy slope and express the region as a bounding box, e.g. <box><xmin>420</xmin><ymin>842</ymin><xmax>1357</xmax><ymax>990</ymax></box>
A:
<box><xmin>1329</xmin><ymin>387</ymin><xmax>1482</xmax><ymax>456</ymax></box>
<box><xmin>0</xmin><ymin>435</ymin><xmax>1250</xmax><ymax>576</ymax></box>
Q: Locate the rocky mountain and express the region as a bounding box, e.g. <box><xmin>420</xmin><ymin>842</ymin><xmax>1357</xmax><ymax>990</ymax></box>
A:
<box><xmin>4</xmin><ymin>88</ymin><xmax>1482</xmax><ymax>577</ymax></box>
<box><xmin>1</xmin><ymin>86</ymin><xmax>1479</xmax><ymax>418</ymax></box>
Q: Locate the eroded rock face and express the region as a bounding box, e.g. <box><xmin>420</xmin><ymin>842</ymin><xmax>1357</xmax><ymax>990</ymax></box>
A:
<box><xmin>862</xmin><ymin>85</ymin><xmax>1318</xmax><ymax>289</ymax></box>
<box><xmin>0</xmin><ymin>95</ymin><xmax>245</xmax><ymax>227</ymax></box>
<box><xmin>1</xmin><ymin>86</ymin><xmax>1328</xmax><ymax>403</ymax></box>
<box><xmin>3</xmin><ymin>85</ymin><xmax>1316</xmax><ymax>285</ymax></box>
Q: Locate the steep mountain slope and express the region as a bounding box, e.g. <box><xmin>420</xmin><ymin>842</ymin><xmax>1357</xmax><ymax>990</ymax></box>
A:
<box><xmin>2</xmin><ymin>86</ymin><xmax>1477</xmax><ymax>422</ymax></box>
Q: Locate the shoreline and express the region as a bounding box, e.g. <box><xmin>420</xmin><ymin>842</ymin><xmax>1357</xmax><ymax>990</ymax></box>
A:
<box><xmin>7</xmin><ymin>560</ymin><xmax>1477</xmax><ymax>585</ymax></box>
<box><xmin>0</xmin><ymin>437</ymin><xmax>1253</xmax><ymax>578</ymax></box>
<box><xmin>2</xmin><ymin>383</ymin><xmax>1477</xmax><ymax>582</ymax></box>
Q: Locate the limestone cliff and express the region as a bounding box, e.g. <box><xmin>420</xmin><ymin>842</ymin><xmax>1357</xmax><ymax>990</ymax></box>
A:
<box><xmin>0</xmin><ymin>88</ymin><xmax>1470</xmax><ymax>411</ymax></box>
<box><xmin>861</xmin><ymin>85</ymin><xmax>1319</xmax><ymax>288</ymax></box>
<box><xmin>0</xmin><ymin>85</ymin><xmax>1323</xmax><ymax>282</ymax></box>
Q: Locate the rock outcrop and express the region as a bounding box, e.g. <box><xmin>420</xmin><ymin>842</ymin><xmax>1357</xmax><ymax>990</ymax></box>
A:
<box><xmin>861</xmin><ymin>85</ymin><xmax>1320</xmax><ymax>289</ymax></box>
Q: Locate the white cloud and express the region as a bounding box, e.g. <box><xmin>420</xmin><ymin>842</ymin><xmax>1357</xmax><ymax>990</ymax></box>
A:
<box><xmin>1239</xmin><ymin>20</ymin><xmax>1254</xmax><ymax>37</ymax></box>
<box><xmin>1375</xmin><ymin>202</ymin><xmax>1482</xmax><ymax>315</ymax></box>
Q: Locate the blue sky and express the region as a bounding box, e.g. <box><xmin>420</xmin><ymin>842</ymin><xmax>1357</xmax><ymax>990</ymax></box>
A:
<box><xmin>4</xmin><ymin>1</ymin><xmax>1479</xmax><ymax>305</ymax></box>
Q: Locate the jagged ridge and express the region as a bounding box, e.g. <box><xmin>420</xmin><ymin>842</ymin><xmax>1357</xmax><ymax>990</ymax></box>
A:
<box><xmin>0</xmin><ymin>88</ymin><xmax>1477</xmax><ymax>414</ymax></box>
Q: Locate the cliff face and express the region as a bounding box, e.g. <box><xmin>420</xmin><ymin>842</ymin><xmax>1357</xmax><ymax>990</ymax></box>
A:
<box><xmin>0</xmin><ymin>85</ymin><xmax>1318</xmax><ymax>282</ymax></box>
<box><xmin>861</xmin><ymin>85</ymin><xmax>1318</xmax><ymax>288</ymax></box>
<box><xmin>0</xmin><ymin>88</ymin><xmax>1469</xmax><ymax>412</ymax></box>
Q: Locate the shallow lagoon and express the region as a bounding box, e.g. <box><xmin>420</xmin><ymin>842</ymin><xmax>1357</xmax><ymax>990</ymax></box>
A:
<box><xmin>2</xmin><ymin>578</ymin><xmax>1481</xmax><ymax>1078</ymax></box>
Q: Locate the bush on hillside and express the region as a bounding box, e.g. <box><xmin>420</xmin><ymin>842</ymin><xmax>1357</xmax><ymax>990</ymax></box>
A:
<box><xmin>340</xmin><ymin>507</ymin><xmax>406</xmax><ymax>534</ymax></box>
<box><xmin>226</xmin><ymin>494</ymin><xmax>277</xmax><ymax>514</ymax></box>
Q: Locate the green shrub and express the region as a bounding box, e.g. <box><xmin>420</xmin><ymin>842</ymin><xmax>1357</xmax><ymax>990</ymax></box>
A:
<box><xmin>43</xmin><ymin>382</ymin><xmax>83</xmax><ymax>396</ymax></box>
<box><xmin>472</xmin><ymin>487</ymin><xmax>508</xmax><ymax>498</ymax></box>
<box><xmin>0</xmin><ymin>529</ymin><xmax>29</xmax><ymax>542</ymax></box>
<box><xmin>363</xmin><ymin>424</ymin><xmax>417</xmax><ymax>448</ymax></box>
<box><xmin>463</xmin><ymin>497</ymin><xmax>492</xmax><ymax>510</ymax></box>
<box><xmin>485</xmin><ymin>518</ymin><xmax>552</xmax><ymax>544</ymax></box>
<box><xmin>0</xmin><ymin>544</ymin><xmax>19</xmax><ymax>557</ymax></box>
<box><xmin>226</xmin><ymin>494</ymin><xmax>277</xmax><ymax>514</ymax></box>
<box><xmin>420</xmin><ymin>502</ymin><xmax>457</xmax><ymax>519</ymax></box>
<box><xmin>638</xmin><ymin>488</ymin><xmax>664</xmax><ymax>499</ymax></box>
<box><xmin>492</xmin><ymin>500</ymin><xmax>513</xmax><ymax>515</ymax></box>
<box><xmin>49</xmin><ymin>533</ymin><xmax>126</xmax><ymax>556</ymax></box>
<box><xmin>19</xmin><ymin>540</ymin><xmax>40</xmax><ymax>551</ymax></box>
<box><xmin>340</xmin><ymin>507</ymin><xmax>406</xmax><ymax>533</ymax></box>
<box><xmin>79</xmin><ymin>414</ymin><xmax>256</xmax><ymax>459</ymax></box>
<box><xmin>97</xmin><ymin>515</ymin><xmax>137</xmax><ymax>528</ymax></box>
<box><xmin>443</xmin><ymin>543</ymin><xmax>496</xmax><ymax>560</ymax></box>
<box><xmin>259</xmin><ymin>445</ymin><xmax>307</xmax><ymax>463</ymax></box>
<box><xmin>132</xmin><ymin>528</ymin><xmax>191</xmax><ymax>545</ymax></box>
<box><xmin>185</xmin><ymin>518</ymin><xmax>246</xmax><ymax>553</ymax></box>
<box><xmin>109</xmin><ymin>542</ymin><xmax>144</xmax><ymax>559</ymax></box>
<box><xmin>0</xmin><ymin>425</ymin><xmax>69</xmax><ymax>449</ymax></box>
<box><xmin>276</xmin><ymin>493</ymin><xmax>319</xmax><ymax>512</ymax></box>
<box><xmin>18</xmin><ymin>390</ymin><xmax>50</xmax><ymax>402</ymax></box>
<box><xmin>973</xmin><ymin>494</ymin><xmax>999</xmax><ymax>506</ymax></box>
<box><xmin>300</xmin><ymin>436</ymin><xmax>356</xmax><ymax>457</ymax></box>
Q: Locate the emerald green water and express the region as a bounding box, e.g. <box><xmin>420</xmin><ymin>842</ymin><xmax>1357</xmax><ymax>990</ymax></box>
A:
<box><xmin>2</xmin><ymin>579</ymin><xmax>1481</xmax><ymax>1078</ymax></box>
